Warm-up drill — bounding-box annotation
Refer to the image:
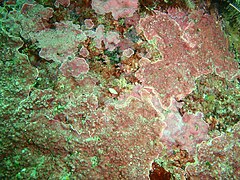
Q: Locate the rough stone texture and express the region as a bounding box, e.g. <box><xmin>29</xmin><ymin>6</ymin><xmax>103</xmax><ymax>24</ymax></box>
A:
<box><xmin>136</xmin><ymin>57</ymin><xmax>196</xmax><ymax>109</ymax></box>
<box><xmin>136</xmin><ymin>9</ymin><xmax>239</xmax><ymax>108</ymax></box>
<box><xmin>1</xmin><ymin>2</ymin><xmax>239</xmax><ymax>179</ymax></box>
<box><xmin>85</xmin><ymin>89</ymin><xmax>165</xmax><ymax>179</ymax></box>
<box><xmin>0</xmin><ymin>26</ymin><xmax>37</xmax><ymax>118</ymax></box>
<box><xmin>181</xmin><ymin>74</ymin><xmax>240</xmax><ymax>132</ymax></box>
<box><xmin>3</xmin><ymin>84</ymin><xmax>165</xmax><ymax>179</ymax></box>
<box><xmin>186</xmin><ymin>122</ymin><xmax>240</xmax><ymax>179</ymax></box>
<box><xmin>119</xmin><ymin>86</ymin><xmax>209</xmax><ymax>155</ymax></box>
<box><xmin>0</xmin><ymin>27</ymin><xmax>39</xmax><ymax>179</ymax></box>
<box><xmin>1</xmin><ymin>3</ymin><xmax>53</xmax><ymax>40</ymax></box>
<box><xmin>91</xmin><ymin>0</ymin><xmax>138</xmax><ymax>20</ymax></box>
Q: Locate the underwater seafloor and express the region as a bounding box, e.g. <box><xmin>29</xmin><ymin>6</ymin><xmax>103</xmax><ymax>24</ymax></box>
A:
<box><xmin>0</xmin><ymin>0</ymin><xmax>239</xmax><ymax>179</ymax></box>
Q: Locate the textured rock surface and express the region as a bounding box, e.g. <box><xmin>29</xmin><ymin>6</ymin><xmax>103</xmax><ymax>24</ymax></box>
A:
<box><xmin>136</xmin><ymin>9</ymin><xmax>239</xmax><ymax>108</ymax></box>
<box><xmin>186</xmin><ymin>122</ymin><xmax>240</xmax><ymax>179</ymax></box>
<box><xmin>1</xmin><ymin>1</ymin><xmax>239</xmax><ymax>179</ymax></box>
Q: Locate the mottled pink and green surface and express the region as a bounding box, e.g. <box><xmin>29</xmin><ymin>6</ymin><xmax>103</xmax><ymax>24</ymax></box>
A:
<box><xmin>0</xmin><ymin>0</ymin><xmax>239</xmax><ymax>179</ymax></box>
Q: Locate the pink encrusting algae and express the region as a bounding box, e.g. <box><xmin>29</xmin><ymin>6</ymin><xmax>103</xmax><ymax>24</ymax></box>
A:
<box><xmin>1</xmin><ymin>0</ymin><xmax>239</xmax><ymax>179</ymax></box>
<box><xmin>59</xmin><ymin>57</ymin><xmax>89</xmax><ymax>77</ymax></box>
<box><xmin>136</xmin><ymin>9</ymin><xmax>238</xmax><ymax>108</ymax></box>
<box><xmin>91</xmin><ymin>0</ymin><xmax>138</xmax><ymax>20</ymax></box>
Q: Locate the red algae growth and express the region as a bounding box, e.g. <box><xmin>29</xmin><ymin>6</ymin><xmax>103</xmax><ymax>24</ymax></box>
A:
<box><xmin>0</xmin><ymin>0</ymin><xmax>239</xmax><ymax>179</ymax></box>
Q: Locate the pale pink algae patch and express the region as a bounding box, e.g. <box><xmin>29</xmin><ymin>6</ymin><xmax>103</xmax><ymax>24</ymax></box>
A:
<box><xmin>91</xmin><ymin>0</ymin><xmax>138</xmax><ymax>20</ymax></box>
<box><xmin>60</xmin><ymin>57</ymin><xmax>89</xmax><ymax>78</ymax></box>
